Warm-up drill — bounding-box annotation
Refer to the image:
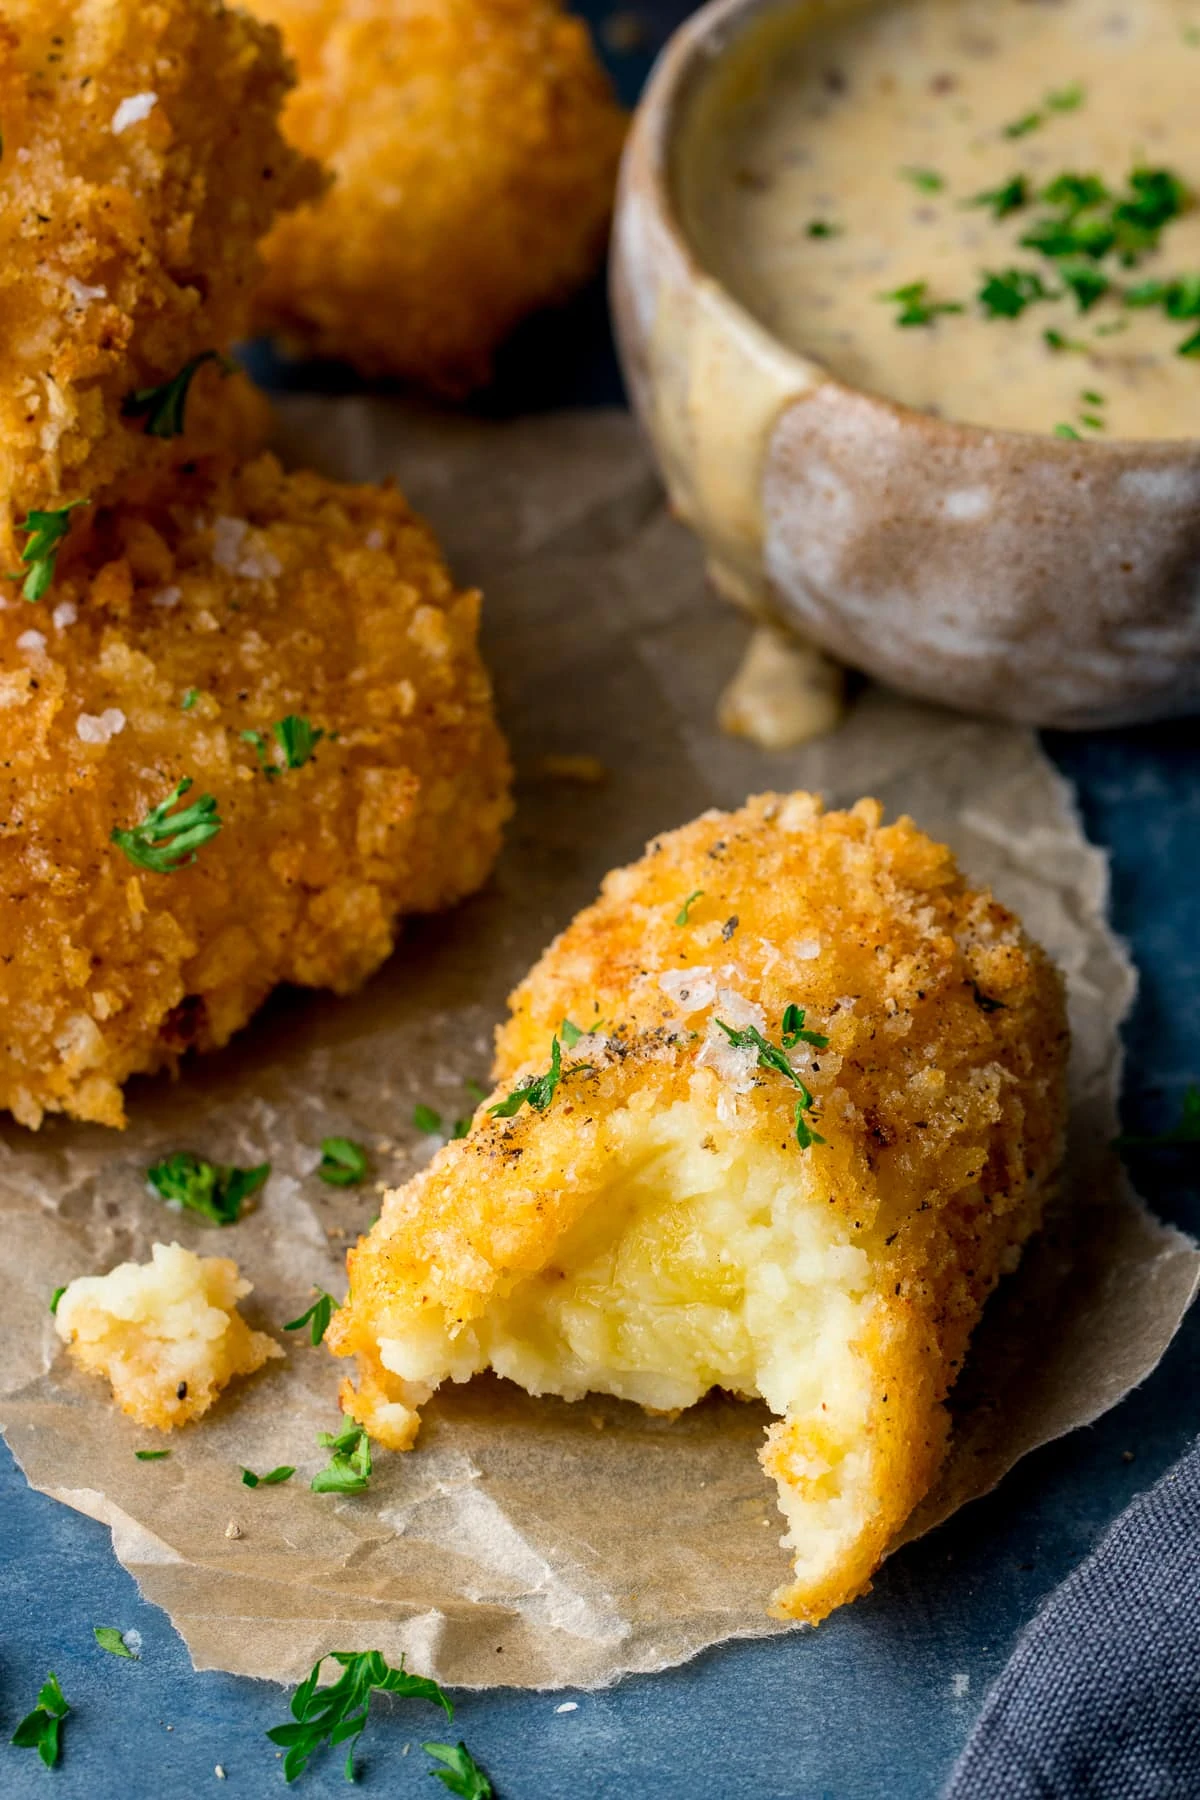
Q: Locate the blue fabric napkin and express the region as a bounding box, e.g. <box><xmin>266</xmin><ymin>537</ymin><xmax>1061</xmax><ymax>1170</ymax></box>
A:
<box><xmin>944</xmin><ymin>1440</ymin><xmax>1200</xmax><ymax>1798</ymax></box>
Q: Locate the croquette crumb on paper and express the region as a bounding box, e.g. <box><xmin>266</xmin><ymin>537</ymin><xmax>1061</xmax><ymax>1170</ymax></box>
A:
<box><xmin>0</xmin><ymin>405</ymin><xmax>1196</xmax><ymax>1690</ymax></box>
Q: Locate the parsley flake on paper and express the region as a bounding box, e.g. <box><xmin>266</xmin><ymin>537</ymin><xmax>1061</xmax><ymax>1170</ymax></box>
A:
<box><xmin>10</xmin><ymin>1673</ymin><xmax>69</xmax><ymax>1768</ymax></box>
<box><xmin>267</xmin><ymin>1649</ymin><xmax>452</xmax><ymax>1783</ymax></box>
<box><xmin>317</xmin><ymin>1136</ymin><xmax>369</xmax><ymax>1186</ymax></box>
<box><xmin>424</xmin><ymin>1740</ymin><xmax>495</xmax><ymax>1799</ymax></box>
<box><xmin>284</xmin><ymin>1288</ymin><xmax>340</xmax><ymax>1345</ymax></box>
<box><xmin>111</xmin><ymin>777</ymin><xmax>221</xmax><ymax>872</ymax></box>
<box><xmin>310</xmin><ymin>1416</ymin><xmax>373</xmax><ymax>1495</ymax></box>
<box><xmin>146</xmin><ymin>1151</ymin><xmax>269</xmax><ymax>1225</ymax></box>
<box><xmin>93</xmin><ymin>1627</ymin><xmax>137</xmax><ymax>1659</ymax></box>
<box><xmin>241</xmin><ymin>1465</ymin><xmax>296</xmax><ymax>1488</ymax></box>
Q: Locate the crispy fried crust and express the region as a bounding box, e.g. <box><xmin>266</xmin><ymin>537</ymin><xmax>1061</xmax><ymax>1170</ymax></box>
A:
<box><xmin>250</xmin><ymin>0</ymin><xmax>627</xmax><ymax>390</ymax></box>
<box><xmin>329</xmin><ymin>794</ymin><xmax>1069</xmax><ymax>1622</ymax></box>
<box><xmin>0</xmin><ymin>0</ymin><xmax>324</xmax><ymax>553</ymax></box>
<box><xmin>0</xmin><ymin>450</ymin><xmax>512</xmax><ymax>1129</ymax></box>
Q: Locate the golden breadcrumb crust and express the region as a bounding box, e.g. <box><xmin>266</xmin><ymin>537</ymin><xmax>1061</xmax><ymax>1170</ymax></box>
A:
<box><xmin>56</xmin><ymin>1240</ymin><xmax>281</xmax><ymax>1429</ymax></box>
<box><xmin>250</xmin><ymin>0</ymin><xmax>627</xmax><ymax>390</ymax></box>
<box><xmin>0</xmin><ymin>0</ymin><xmax>324</xmax><ymax>555</ymax></box>
<box><xmin>329</xmin><ymin>794</ymin><xmax>1068</xmax><ymax>1623</ymax></box>
<box><xmin>0</xmin><ymin>450</ymin><xmax>512</xmax><ymax>1129</ymax></box>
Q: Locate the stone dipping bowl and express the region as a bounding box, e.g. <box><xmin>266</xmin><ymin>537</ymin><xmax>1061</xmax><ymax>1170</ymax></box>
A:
<box><xmin>610</xmin><ymin>0</ymin><xmax>1200</xmax><ymax>732</ymax></box>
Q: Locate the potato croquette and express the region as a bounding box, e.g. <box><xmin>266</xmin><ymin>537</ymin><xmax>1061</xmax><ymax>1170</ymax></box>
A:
<box><xmin>328</xmin><ymin>794</ymin><xmax>1069</xmax><ymax>1624</ymax></box>
<box><xmin>250</xmin><ymin>0</ymin><xmax>627</xmax><ymax>391</ymax></box>
<box><xmin>0</xmin><ymin>452</ymin><xmax>512</xmax><ymax>1130</ymax></box>
<box><xmin>0</xmin><ymin>0</ymin><xmax>323</xmax><ymax>554</ymax></box>
<box><xmin>55</xmin><ymin>1241</ymin><xmax>281</xmax><ymax>1429</ymax></box>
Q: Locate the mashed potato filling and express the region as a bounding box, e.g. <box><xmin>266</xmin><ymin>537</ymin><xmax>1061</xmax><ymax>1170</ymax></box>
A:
<box><xmin>375</xmin><ymin>1100</ymin><xmax>879</xmax><ymax>1581</ymax></box>
<box><xmin>55</xmin><ymin>1241</ymin><xmax>281</xmax><ymax>1430</ymax></box>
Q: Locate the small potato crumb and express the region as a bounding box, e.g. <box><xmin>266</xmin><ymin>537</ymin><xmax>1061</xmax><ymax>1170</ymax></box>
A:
<box><xmin>55</xmin><ymin>1242</ymin><xmax>281</xmax><ymax>1430</ymax></box>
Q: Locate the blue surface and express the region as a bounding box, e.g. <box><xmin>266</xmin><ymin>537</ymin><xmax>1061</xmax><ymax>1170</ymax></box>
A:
<box><xmin>4</xmin><ymin>7</ymin><xmax>1200</xmax><ymax>1796</ymax></box>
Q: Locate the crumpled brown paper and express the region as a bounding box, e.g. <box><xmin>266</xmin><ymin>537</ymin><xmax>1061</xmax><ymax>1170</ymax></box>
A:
<box><xmin>0</xmin><ymin>404</ymin><xmax>1196</xmax><ymax>1690</ymax></box>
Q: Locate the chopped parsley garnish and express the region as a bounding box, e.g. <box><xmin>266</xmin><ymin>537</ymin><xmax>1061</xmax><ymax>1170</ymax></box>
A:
<box><xmin>1058</xmin><ymin>264</ymin><xmax>1110</xmax><ymax>312</ymax></box>
<box><xmin>413</xmin><ymin>1104</ymin><xmax>443</xmax><ymax>1134</ymax></box>
<box><xmin>1123</xmin><ymin>275</ymin><xmax>1200</xmax><ymax>352</ymax></box>
<box><xmin>135</xmin><ymin>1449</ymin><xmax>170</xmax><ymax>1461</ymax></box>
<box><xmin>714</xmin><ymin>1011</ymin><xmax>826</xmax><ymax>1149</ymax></box>
<box><xmin>284</xmin><ymin>1288</ymin><xmax>340</xmax><ymax>1345</ymax></box>
<box><xmin>6</xmin><ymin>500</ymin><xmax>88</xmax><ymax>602</ymax></box>
<box><xmin>1115</xmin><ymin>1084</ymin><xmax>1200</xmax><ymax>1149</ymax></box>
<box><xmin>93</xmin><ymin>1627</ymin><xmax>136</xmax><ymax>1659</ymax></box>
<box><xmin>146</xmin><ymin>1151</ymin><xmax>269</xmax><ymax>1225</ymax></box>
<box><xmin>489</xmin><ymin>1035</ymin><xmax>580</xmax><ymax>1118</ymax></box>
<box><xmin>675</xmin><ymin>889</ymin><xmax>704</xmax><ymax>926</ymax></box>
<box><xmin>181</xmin><ymin>687</ymin><xmax>199</xmax><ymax>711</ymax></box>
<box><xmin>1043</xmin><ymin>329</ymin><xmax>1087</xmax><ymax>353</ymax></box>
<box><xmin>311</xmin><ymin>1416</ymin><xmax>372</xmax><ymax>1495</ymax></box>
<box><xmin>111</xmin><ymin>777</ymin><xmax>222</xmax><ymax>872</ymax></box>
<box><xmin>242</xmin><ymin>715</ymin><xmax>325</xmax><ymax>779</ymax></box>
<box><xmin>424</xmin><ymin>1740</ymin><xmax>495</xmax><ymax>1799</ymax></box>
<box><xmin>267</xmin><ymin>1650</ymin><xmax>453</xmax><ymax>1784</ymax></box>
<box><xmin>1111</xmin><ymin>167</ymin><xmax>1188</xmax><ymax>262</ymax></box>
<box><xmin>1082</xmin><ymin>389</ymin><xmax>1106</xmax><ymax>407</ymax></box>
<box><xmin>1054</xmin><ymin>424</ymin><xmax>1083</xmax><ymax>440</ymax></box>
<box><xmin>1180</xmin><ymin>328</ymin><xmax>1200</xmax><ymax>357</ymax></box>
<box><xmin>317</xmin><ymin>1136</ymin><xmax>369</xmax><ymax>1187</ymax></box>
<box><xmin>464</xmin><ymin>1079</ymin><xmax>488</xmax><ymax>1105</ymax></box>
<box><xmin>807</xmin><ymin>219</ymin><xmax>840</xmax><ymax>238</ymax></box>
<box><xmin>49</xmin><ymin>1284</ymin><xmax>66</xmax><ymax>1314</ymax></box>
<box><xmin>900</xmin><ymin>166</ymin><xmax>945</xmax><ymax>193</ymax></box>
<box><xmin>10</xmin><ymin>1673</ymin><xmax>69</xmax><ymax>1768</ymax></box>
<box><xmin>965</xmin><ymin>175</ymin><xmax>1029</xmax><ymax>220</ymax></box>
<box><xmin>780</xmin><ymin>1004</ymin><xmax>830</xmax><ymax>1051</ymax></box>
<box><xmin>977</xmin><ymin>268</ymin><xmax>1055</xmax><ymax>320</ymax></box>
<box><xmin>560</xmin><ymin>1016</ymin><xmax>605</xmax><ymax>1048</ymax></box>
<box><xmin>121</xmin><ymin>351</ymin><xmax>230</xmax><ymax>439</ymax></box>
<box><xmin>1004</xmin><ymin>85</ymin><xmax>1084</xmax><ymax>139</ymax></box>
<box><xmin>241</xmin><ymin>1465</ymin><xmax>296</xmax><ymax>1488</ymax></box>
<box><xmin>879</xmin><ymin>281</ymin><xmax>964</xmax><ymax>327</ymax></box>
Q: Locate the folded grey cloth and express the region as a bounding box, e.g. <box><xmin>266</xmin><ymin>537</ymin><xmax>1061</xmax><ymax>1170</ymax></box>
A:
<box><xmin>944</xmin><ymin>1441</ymin><xmax>1200</xmax><ymax>1799</ymax></box>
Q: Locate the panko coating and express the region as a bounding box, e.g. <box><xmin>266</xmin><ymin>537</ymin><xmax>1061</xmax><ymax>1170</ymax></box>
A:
<box><xmin>0</xmin><ymin>450</ymin><xmax>512</xmax><ymax>1130</ymax></box>
<box><xmin>328</xmin><ymin>794</ymin><xmax>1069</xmax><ymax>1624</ymax></box>
<box><xmin>0</xmin><ymin>0</ymin><xmax>324</xmax><ymax>557</ymax></box>
<box><xmin>250</xmin><ymin>0</ymin><xmax>627</xmax><ymax>391</ymax></box>
<box><xmin>55</xmin><ymin>1240</ymin><xmax>281</xmax><ymax>1429</ymax></box>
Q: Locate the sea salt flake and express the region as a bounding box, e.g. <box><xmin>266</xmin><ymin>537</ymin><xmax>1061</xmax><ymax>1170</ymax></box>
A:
<box><xmin>151</xmin><ymin>586</ymin><xmax>181</xmax><ymax>609</ymax></box>
<box><xmin>657</xmin><ymin>966</ymin><xmax>716</xmax><ymax>1014</ymax></box>
<box><xmin>554</xmin><ymin>1702</ymin><xmax>578</xmax><ymax>1714</ymax></box>
<box><xmin>112</xmin><ymin>92</ymin><xmax>157</xmax><ymax>134</ymax></box>
<box><xmin>16</xmin><ymin>629</ymin><xmax>46</xmax><ymax>653</ymax></box>
<box><xmin>65</xmin><ymin>277</ymin><xmax>107</xmax><ymax>308</ymax></box>
<box><xmin>52</xmin><ymin>601</ymin><xmax>77</xmax><ymax>630</ymax></box>
<box><xmin>212</xmin><ymin>516</ymin><xmax>282</xmax><ymax>581</ymax></box>
<box><xmin>75</xmin><ymin>708</ymin><xmax>126</xmax><ymax>744</ymax></box>
<box><xmin>794</xmin><ymin>937</ymin><xmax>822</xmax><ymax>961</ymax></box>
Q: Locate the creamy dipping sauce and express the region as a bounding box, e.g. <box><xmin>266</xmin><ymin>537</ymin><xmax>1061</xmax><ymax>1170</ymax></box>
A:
<box><xmin>679</xmin><ymin>0</ymin><xmax>1200</xmax><ymax>439</ymax></box>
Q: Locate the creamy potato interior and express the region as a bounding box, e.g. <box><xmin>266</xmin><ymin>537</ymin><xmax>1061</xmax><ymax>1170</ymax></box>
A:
<box><xmin>679</xmin><ymin>0</ymin><xmax>1200</xmax><ymax>438</ymax></box>
<box><xmin>377</xmin><ymin>1100</ymin><xmax>879</xmax><ymax>1574</ymax></box>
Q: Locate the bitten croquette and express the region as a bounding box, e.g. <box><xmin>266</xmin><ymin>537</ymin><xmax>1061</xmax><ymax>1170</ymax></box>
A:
<box><xmin>250</xmin><ymin>0</ymin><xmax>627</xmax><ymax>391</ymax></box>
<box><xmin>0</xmin><ymin>451</ymin><xmax>512</xmax><ymax>1130</ymax></box>
<box><xmin>0</xmin><ymin>0</ymin><xmax>324</xmax><ymax>557</ymax></box>
<box><xmin>55</xmin><ymin>1241</ymin><xmax>282</xmax><ymax>1429</ymax></box>
<box><xmin>328</xmin><ymin>794</ymin><xmax>1069</xmax><ymax>1625</ymax></box>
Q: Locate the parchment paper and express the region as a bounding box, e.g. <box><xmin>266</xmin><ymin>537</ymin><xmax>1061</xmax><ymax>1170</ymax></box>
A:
<box><xmin>0</xmin><ymin>404</ymin><xmax>1196</xmax><ymax>1689</ymax></box>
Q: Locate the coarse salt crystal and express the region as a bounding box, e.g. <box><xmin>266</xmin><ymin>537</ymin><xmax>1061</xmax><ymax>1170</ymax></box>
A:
<box><xmin>713</xmin><ymin>987</ymin><xmax>766</xmax><ymax>1034</ymax></box>
<box><xmin>151</xmin><ymin>585</ymin><xmax>181</xmax><ymax>609</ymax></box>
<box><xmin>65</xmin><ymin>277</ymin><xmax>106</xmax><ymax>308</ymax></box>
<box><xmin>657</xmin><ymin>966</ymin><xmax>716</xmax><ymax>1014</ymax></box>
<box><xmin>75</xmin><ymin>708</ymin><xmax>126</xmax><ymax>744</ymax></box>
<box><xmin>697</xmin><ymin>1018</ymin><xmax>758</xmax><ymax>1092</ymax></box>
<box><xmin>52</xmin><ymin>600</ymin><xmax>77</xmax><ymax>630</ymax></box>
<box><xmin>365</xmin><ymin>528</ymin><xmax>386</xmax><ymax>550</ymax></box>
<box><xmin>124</xmin><ymin>1629</ymin><xmax>143</xmax><ymax>1655</ymax></box>
<box><xmin>16</xmin><ymin>629</ymin><xmax>46</xmax><ymax>653</ymax></box>
<box><xmin>794</xmin><ymin>937</ymin><xmax>822</xmax><ymax>961</ymax></box>
<box><xmin>111</xmin><ymin>92</ymin><xmax>157</xmax><ymax>134</ymax></box>
<box><xmin>212</xmin><ymin>516</ymin><xmax>282</xmax><ymax>581</ymax></box>
<box><xmin>554</xmin><ymin>1702</ymin><xmax>578</xmax><ymax>1714</ymax></box>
